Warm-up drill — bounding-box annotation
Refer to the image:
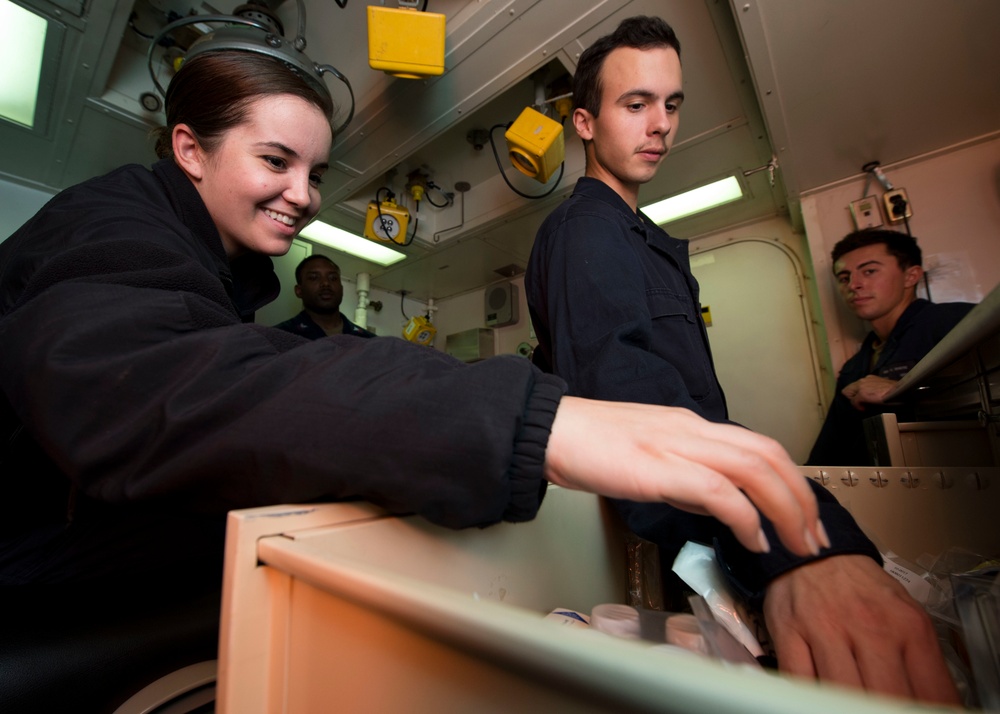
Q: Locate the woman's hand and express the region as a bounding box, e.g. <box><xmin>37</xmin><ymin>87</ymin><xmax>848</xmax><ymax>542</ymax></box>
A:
<box><xmin>544</xmin><ymin>397</ymin><xmax>827</xmax><ymax>557</ymax></box>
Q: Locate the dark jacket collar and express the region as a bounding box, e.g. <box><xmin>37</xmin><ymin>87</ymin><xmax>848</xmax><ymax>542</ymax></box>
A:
<box><xmin>574</xmin><ymin>176</ymin><xmax>682</xmax><ymax>245</ymax></box>
<box><xmin>572</xmin><ymin>176</ymin><xmax>697</xmax><ymax>302</ymax></box>
<box><xmin>153</xmin><ymin>158</ymin><xmax>227</xmax><ymax>265</ymax></box>
<box><xmin>152</xmin><ymin>159</ymin><xmax>279</xmax><ymax>319</ymax></box>
<box><xmin>864</xmin><ymin>298</ymin><xmax>931</xmax><ymax>350</ymax></box>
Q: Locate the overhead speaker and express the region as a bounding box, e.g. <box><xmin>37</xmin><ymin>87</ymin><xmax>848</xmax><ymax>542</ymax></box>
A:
<box><xmin>485</xmin><ymin>282</ymin><xmax>518</xmax><ymax>328</ymax></box>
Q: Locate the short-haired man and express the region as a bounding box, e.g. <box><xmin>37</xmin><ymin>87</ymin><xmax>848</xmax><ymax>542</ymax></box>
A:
<box><xmin>274</xmin><ymin>255</ymin><xmax>375</xmax><ymax>339</ymax></box>
<box><xmin>525</xmin><ymin>15</ymin><xmax>957</xmax><ymax>704</ymax></box>
<box><xmin>807</xmin><ymin>229</ymin><xmax>975</xmax><ymax>465</ymax></box>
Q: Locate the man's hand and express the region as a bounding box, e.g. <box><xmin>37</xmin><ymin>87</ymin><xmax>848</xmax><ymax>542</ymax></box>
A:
<box><xmin>545</xmin><ymin>397</ymin><xmax>828</xmax><ymax>558</ymax></box>
<box><xmin>841</xmin><ymin>375</ymin><xmax>898</xmax><ymax>410</ymax></box>
<box><xmin>763</xmin><ymin>554</ymin><xmax>959</xmax><ymax>705</ymax></box>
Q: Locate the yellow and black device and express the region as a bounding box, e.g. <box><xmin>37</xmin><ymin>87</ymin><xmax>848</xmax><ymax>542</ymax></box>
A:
<box><xmin>403</xmin><ymin>315</ymin><xmax>437</xmax><ymax>346</ymax></box>
<box><xmin>504</xmin><ymin>107</ymin><xmax>565</xmax><ymax>184</ymax></box>
<box><xmin>364</xmin><ymin>198</ymin><xmax>410</xmax><ymax>244</ymax></box>
<box><xmin>367</xmin><ymin>5</ymin><xmax>446</xmax><ymax>79</ymax></box>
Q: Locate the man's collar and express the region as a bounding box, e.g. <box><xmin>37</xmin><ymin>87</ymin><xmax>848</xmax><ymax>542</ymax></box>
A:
<box><xmin>869</xmin><ymin>298</ymin><xmax>930</xmax><ymax>345</ymax></box>
<box><xmin>575</xmin><ymin>177</ymin><xmax>649</xmax><ymax>229</ymax></box>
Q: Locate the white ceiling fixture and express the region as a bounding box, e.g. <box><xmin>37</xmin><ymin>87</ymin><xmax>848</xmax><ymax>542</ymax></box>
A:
<box><xmin>0</xmin><ymin>0</ymin><xmax>47</xmax><ymax>127</ymax></box>
<box><xmin>298</xmin><ymin>220</ymin><xmax>407</xmax><ymax>267</ymax></box>
<box><xmin>641</xmin><ymin>176</ymin><xmax>744</xmax><ymax>226</ymax></box>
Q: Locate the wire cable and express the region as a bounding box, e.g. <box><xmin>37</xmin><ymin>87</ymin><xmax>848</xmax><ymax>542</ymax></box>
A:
<box><xmin>128</xmin><ymin>12</ymin><xmax>155</xmax><ymax>40</ymax></box>
<box><xmin>424</xmin><ymin>181</ymin><xmax>452</xmax><ymax>208</ymax></box>
<box><xmin>373</xmin><ymin>187</ymin><xmax>396</xmax><ymax>242</ymax></box>
<box><xmin>401</xmin><ymin>216</ymin><xmax>417</xmax><ymax>246</ymax></box>
<box><xmin>373</xmin><ymin>187</ymin><xmax>416</xmax><ymax>246</ymax></box>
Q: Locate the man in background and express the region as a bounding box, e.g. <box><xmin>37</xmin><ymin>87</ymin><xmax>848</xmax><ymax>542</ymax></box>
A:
<box><xmin>274</xmin><ymin>255</ymin><xmax>375</xmax><ymax>339</ymax></box>
<box><xmin>525</xmin><ymin>15</ymin><xmax>958</xmax><ymax>704</ymax></box>
<box><xmin>807</xmin><ymin>229</ymin><xmax>975</xmax><ymax>465</ymax></box>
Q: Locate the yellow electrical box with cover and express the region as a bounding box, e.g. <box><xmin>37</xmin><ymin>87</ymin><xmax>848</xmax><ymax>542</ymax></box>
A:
<box><xmin>403</xmin><ymin>315</ymin><xmax>437</xmax><ymax>346</ymax></box>
<box><xmin>364</xmin><ymin>199</ymin><xmax>410</xmax><ymax>244</ymax></box>
<box><xmin>367</xmin><ymin>6</ymin><xmax>446</xmax><ymax>79</ymax></box>
<box><xmin>504</xmin><ymin>107</ymin><xmax>565</xmax><ymax>184</ymax></box>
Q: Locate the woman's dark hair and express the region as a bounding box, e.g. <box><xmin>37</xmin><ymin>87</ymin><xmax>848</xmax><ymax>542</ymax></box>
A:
<box><xmin>831</xmin><ymin>229</ymin><xmax>922</xmax><ymax>270</ymax></box>
<box><xmin>153</xmin><ymin>51</ymin><xmax>334</xmax><ymax>159</ymax></box>
<box><xmin>573</xmin><ymin>16</ymin><xmax>681</xmax><ymax>118</ymax></box>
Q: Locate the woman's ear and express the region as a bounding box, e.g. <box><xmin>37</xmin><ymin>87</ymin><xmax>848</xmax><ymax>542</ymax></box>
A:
<box><xmin>172</xmin><ymin>124</ymin><xmax>206</xmax><ymax>181</ymax></box>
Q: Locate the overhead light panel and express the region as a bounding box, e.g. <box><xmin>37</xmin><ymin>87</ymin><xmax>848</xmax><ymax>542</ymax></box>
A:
<box><xmin>299</xmin><ymin>220</ymin><xmax>407</xmax><ymax>267</ymax></box>
<box><xmin>0</xmin><ymin>0</ymin><xmax>47</xmax><ymax>128</ymax></box>
<box><xmin>641</xmin><ymin>175</ymin><xmax>744</xmax><ymax>225</ymax></box>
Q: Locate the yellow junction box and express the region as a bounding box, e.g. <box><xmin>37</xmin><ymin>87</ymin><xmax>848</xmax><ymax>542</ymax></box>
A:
<box><xmin>364</xmin><ymin>199</ymin><xmax>410</xmax><ymax>244</ymax></box>
<box><xmin>403</xmin><ymin>315</ymin><xmax>437</xmax><ymax>345</ymax></box>
<box><xmin>504</xmin><ymin>106</ymin><xmax>565</xmax><ymax>184</ymax></box>
<box><xmin>367</xmin><ymin>6</ymin><xmax>446</xmax><ymax>79</ymax></box>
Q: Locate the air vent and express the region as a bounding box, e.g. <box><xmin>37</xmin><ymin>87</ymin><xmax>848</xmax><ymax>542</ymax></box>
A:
<box><xmin>485</xmin><ymin>282</ymin><xmax>518</xmax><ymax>327</ymax></box>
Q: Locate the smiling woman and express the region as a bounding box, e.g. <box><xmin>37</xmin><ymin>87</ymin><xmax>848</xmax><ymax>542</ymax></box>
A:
<box><xmin>174</xmin><ymin>93</ymin><xmax>330</xmax><ymax>257</ymax></box>
<box><xmin>153</xmin><ymin>53</ymin><xmax>333</xmax><ymax>258</ymax></box>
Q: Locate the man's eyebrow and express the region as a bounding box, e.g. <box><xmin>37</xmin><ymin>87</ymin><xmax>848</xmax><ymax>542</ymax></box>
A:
<box><xmin>616</xmin><ymin>89</ymin><xmax>654</xmax><ymax>103</ymax></box>
<box><xmin>836</xmin><ymin>259</ymin><xmax>883</xmax><ymax>276</ymax></box>
<box><xmin>615</xmin><ymin>89</ymin><xmax>685</xmax><ymax>104</ymax></box>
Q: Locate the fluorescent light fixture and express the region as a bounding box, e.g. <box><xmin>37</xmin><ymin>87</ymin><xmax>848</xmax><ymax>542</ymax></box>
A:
<box><xmin>0</xmin><ymin>0</ymin><xmax>47</xmax><ymax>127</ymax></box>
<box><xmin>298</xmin><ymin>220</ymin><xmax>407</xmax><ymax>267</ymax></box>
<box><xmin>641</xmin><ymin>175</ymin><xmax>744</xmax><ymax>225</ymax></box>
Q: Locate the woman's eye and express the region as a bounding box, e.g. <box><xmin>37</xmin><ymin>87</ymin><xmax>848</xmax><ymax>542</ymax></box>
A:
<box><xmin>264</xmin><ymin>156</ymin><xmax>286</xmax><ymax>169</ymax></box>
<box><xmin>310</xmin><ymin>173</ymin><xmax>324</xmax><ymax>186</ymax></box>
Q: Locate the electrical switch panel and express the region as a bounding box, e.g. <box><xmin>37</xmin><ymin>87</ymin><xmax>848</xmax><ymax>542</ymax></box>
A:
<box><xmin>850</xmin><ymin>196</ymin><xmax>884</xmax><ymax>230</ymax></box>
<box><xmin>883</xmin><ymin>188</ymin><xmax>913</xmax><ymax>222</ymax></box>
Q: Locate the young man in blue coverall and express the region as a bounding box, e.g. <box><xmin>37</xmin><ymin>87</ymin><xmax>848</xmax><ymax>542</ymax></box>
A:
<box><xmin>807</xmin><ymin>229</ymin><xmax>974</xmax><ymax>465</ymax></box>
<box><xmin>525</xmin><ymin>15</ymin><xmax>958</xmax><ymax>704</ymax></box>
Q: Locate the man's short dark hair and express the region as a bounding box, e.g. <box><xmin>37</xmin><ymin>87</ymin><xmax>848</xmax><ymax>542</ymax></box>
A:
<box><xmin>831</xmin><ymin>229</ymin><xmax>922</xmax><ymax>270</ymax></box>
<box><xmin>294</xmin><ymin>254</ymin><xmax>339</xmax><ymax>284</ymax></box>
<box><xmin>573</xmin><ymin>16</ymin><xmax>681</xmax><ymax>118</ymax></box>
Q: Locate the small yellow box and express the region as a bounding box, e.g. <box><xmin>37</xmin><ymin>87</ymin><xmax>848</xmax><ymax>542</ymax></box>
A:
<box><xmin>364</xmin><ymin>200</ymin><xmax>410</xmax><ymax>244</ymax></box>
<box><xmin>367</xmin><ymin>6</ymin><xmax>446</xmax><ymax>79</ymax></box>
<box><xmin>403</xmin><ymin>315</ymin><xmax>437</xmax><ymax>346</ymax></box>
<box><xmin>504</xmin><ymin>107</ymin><xmax>565</xmax><ymax>184</ymax></box>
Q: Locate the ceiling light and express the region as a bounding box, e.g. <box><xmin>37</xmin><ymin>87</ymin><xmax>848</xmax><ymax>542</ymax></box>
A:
<box><xmin>298</xmin><ymin>220</ymin><xmax>407</xmax><ymax>267</ymax></box>
<box><xmin>0</xmin><ymin>0</ymin><xmax>47</xmax><ymax>127</ymax></box>
<box><xmin>641</xmin><ymin>175</ymin><xmax>744</xmax><ymax>225</ymax></box>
